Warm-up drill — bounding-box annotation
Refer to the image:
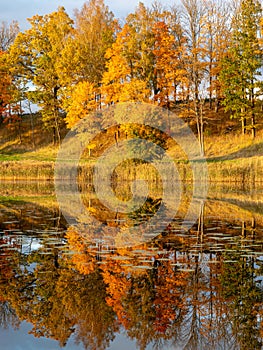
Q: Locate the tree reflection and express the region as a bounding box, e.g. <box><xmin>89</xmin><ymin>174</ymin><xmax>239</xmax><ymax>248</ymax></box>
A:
<box><xmin>220</xmin><ymin>250</ymin><xmax>262</xmax><ymax>350</ymax></box>
<box><xmin>0</xmin><ymin>209</ymin><xmax>262</xmax><ymax>349</ymax></box>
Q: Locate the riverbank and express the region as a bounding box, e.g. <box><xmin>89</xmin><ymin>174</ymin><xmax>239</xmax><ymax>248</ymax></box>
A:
<box><xmin>1</xmin><ymin>111</ymin><xmax>263</xmax><ymax>183</ymax></box>
<box><xmin>0</xmin><ymin>160</ymin><xmax>54</xmax><ymax>180</ymax></box>
<box><xmin>1</xmin><ymin>155</ymin><xmax>263</xmax><ymax>183</ymax></box>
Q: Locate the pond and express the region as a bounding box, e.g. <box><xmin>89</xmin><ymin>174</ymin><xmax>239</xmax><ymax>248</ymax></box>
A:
<box><xmin>0</xmin><ymin>181</ymin><xmax>262</xmax><ymax>350</ymax></box>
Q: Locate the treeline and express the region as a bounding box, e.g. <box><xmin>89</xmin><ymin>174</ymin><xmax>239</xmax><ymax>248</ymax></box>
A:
<box><xmin>0</xmin><ymin>0</ymin><xmax>263</xmax><ymax>151</ymax></box>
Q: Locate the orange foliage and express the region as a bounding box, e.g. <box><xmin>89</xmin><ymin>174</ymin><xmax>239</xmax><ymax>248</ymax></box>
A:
<box><xmin>153</xmin><ymin>261</ymin><xmax>188</xmax><ymax>333</ymax></box>
<box><xmin>153</xmin><ymin>21</ymin><xmax>187</xmax><ymax>107</ymax></box>
<box><xmin>101</xmin><ymin>260</ymin><xmax>132</xmax><ymax>328</ymax></box>
<box><xmin>65</xmin><ymin>227</ymin><xmax>97</xmax><ymax>275</ymax></box>
<box><xmin>102</xmin><ymin>24</ymin><xmax>150</xmax><ymax>104</ymax></box>
<box><xmin>0</xmin><ymin>51</ymin><xmax>12</xmax><ymax>116</ymax></box>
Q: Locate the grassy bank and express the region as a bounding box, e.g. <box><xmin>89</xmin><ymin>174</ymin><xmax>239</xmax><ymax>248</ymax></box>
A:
<box><xmin>1</xmin><ymin>155</ymin><xmax>263</xmax><ymax>183</ymax></box>
<box><xmin>1</xmin><ymin>152</ymin><xmax>263</xmax><ymax>184</ymax></box>
<box><xmin>0</xmin><ymin>160</ymin><xmax>54</xmax><ymax>180</ymax></box>
<box><xmin>1</xmin><ymin>111</ymin><xmax>263</xmax><ymax>183</ymax></box>
<box><xmin>207</xmin><ymin>156</ymin><xmax>263</xmax><ymax>183</ymax></box>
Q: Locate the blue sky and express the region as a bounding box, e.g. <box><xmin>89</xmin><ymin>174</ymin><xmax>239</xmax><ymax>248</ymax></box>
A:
<box><xmin>0</xmin><ymin>321</ymin><xmax>180</xmax><ymax>350</ymax></box>
<box><xmin>0</xmin><ymin>0</ymin><xmax>178</xmax><ymax>30</ymax></box>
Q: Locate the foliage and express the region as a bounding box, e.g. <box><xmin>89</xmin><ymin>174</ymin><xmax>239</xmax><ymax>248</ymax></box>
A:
<box><xmin>62</xmin><ymin>81</ymin><xmax>97</xmax><ymax>128</ymax></box>
<box><xmin>102</xmin><ymin>23</ymin><xmax>150</xmax><ymax>104</ymax></box>
<box><xmin>8</xmin><ymin>7</ymin><xmax>74</xmax><ymax>143</ymax></box>
<box><xmin>73</xmin><ymin>0</ymin><xmax>117</xmax><ymax>85</ymax></box>
<box><xmin>1</xmin><ymin>0</ymin><xmax>263</xmax><ymax>148</ymax></box>
<box><xmin>219</xmin><ymin>0</ymin><xmax>262</xmax><ymax>137</ymax></box>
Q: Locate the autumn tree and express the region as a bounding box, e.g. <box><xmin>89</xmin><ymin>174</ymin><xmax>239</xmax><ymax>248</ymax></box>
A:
<box><xmin>0</xmin><ymin>21</ymin><xmax>20</xmax><ymax>124</ymax></box>
<box><xmin>219</xmin><ymin>0</ymin><xmax>262</xmax><ymax>137</ymax></box>
<box><xmin>73</xmin><ymin>0</ymin><xmax>117</xmax><ymax>84</ymax></box>
<box><xmin>58</xmin><ymin>0</ymin><xmax>117</xmax><ymax>128</ymax></box>
<box><xmin>102</xmin><ymin>24</ymin><xmax>150</xmax><ymax>104</ymax></box>
<box><xmin>0</xmin><ymin>51</ymin><xmax>23</xmax><ymax>132</ymax></box>
<box><xmin>9</xmin><ymin>7</ymin><xmax>74</xmax><ymax>144</ymax></box>
<box><xmin>114</xmin><ymin>2</ymin><xmax>170</xmax><ymax>98</ymax></box>
<box><xmin>62</xmin><ymin>81</ymin><xmax>98</xmax><ymax>128</ymax></box>
<box><xmin>0</xmin><ymin>52</ymin><xmax>12</xmax><ymax>120</ymax></box>
<box><xmin>152</xmin><ymin>17</ymin><xmax>187</xmax><ymax>108</ymax></box>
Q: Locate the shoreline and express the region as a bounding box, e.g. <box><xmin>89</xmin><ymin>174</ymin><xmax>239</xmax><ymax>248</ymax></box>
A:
<box><xmin>0</xmin><ymin>156</ymin><xmax>263</xmax><ymax>183</ymax></box>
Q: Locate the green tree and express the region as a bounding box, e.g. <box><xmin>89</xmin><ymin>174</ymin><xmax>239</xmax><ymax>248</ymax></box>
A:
<box><xmin>219</xmin><ymin>0</ymin><xmax>262</xmax><ymax>137</ymax></box>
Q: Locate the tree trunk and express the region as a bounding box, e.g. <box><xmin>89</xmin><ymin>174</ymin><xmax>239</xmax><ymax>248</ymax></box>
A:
<box><xmin>52</xmin><ymin>127</ymin><xmax>56</xmax><ymax>146</ymax></box>
<box><xmin>251</xmin><ymin>115</ymin><xmax>255</xmax><ymax>138</ymax></box>
<box><xmin>241</xmin><ymin>116</ymin><xmax>246</xmax><ymax>135</ymax></box>
<box><xmin>195</xmin><ymin>100</ymin><xmax>204</xmax><ymax>156</ymax></box>
<box><xmin>28</xmin><ymin>102</ymin><xmax>36</xmax><ymax>149</ymax></box>
<box><xmin>209</xmin><ymin>57</ymin><xmax>213</xmax><ymax>110</ymax></box>
<box><xmin>251</xmin><ymin>85</ymin><xmax>256</xmax><ymax>138</ymax></box>
<box><xmin>54</xmin><ymin>86</ymin><xmax>61</xmax><ymax>145</ymax></box>
<box><xmin>54</xmin><ymin>111</ymin><xmax>61</xmax><ymax>145</ymax></box>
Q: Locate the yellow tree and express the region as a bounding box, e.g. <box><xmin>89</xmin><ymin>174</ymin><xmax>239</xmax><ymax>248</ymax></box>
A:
<box><xmin>9</xmin><ymin>7</ymin><xmax>74</xmax><ymax>144</ymax></box>
<box><xmin>153</xmin><ymin>20</ymin><xmax>187</xmax><ymax>108</ymax></box>
<box><xmin>62</xmin><ymin>81</ymin><xmax>98</xmax><ymax>128</ymax></box>
<box><xmin>124</xmin><ymin>2</ymin><xmax>160</xmax><ymax>97</ymax></box>
<box><xmin>73</xmin><ymin>0</ymin><xmax>117</xmax><ymax>85</ymax></box>
<box><xmin>102</xmin><ymin>24</ymin><xmax>150</xmax><ymax>104</ymax></box>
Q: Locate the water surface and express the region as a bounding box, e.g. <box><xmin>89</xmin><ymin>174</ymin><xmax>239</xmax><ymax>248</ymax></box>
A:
<box><xmin>0</xmin><ymin>181</ymin><xmax>262</xmax><ymax>350</ymax></box>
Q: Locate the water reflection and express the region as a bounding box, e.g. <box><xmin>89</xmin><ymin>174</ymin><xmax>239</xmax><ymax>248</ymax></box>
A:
<box><xmin>0</xmin><ymin>182</ymin><xmax>262</xmax><ymax>350</ymax></box>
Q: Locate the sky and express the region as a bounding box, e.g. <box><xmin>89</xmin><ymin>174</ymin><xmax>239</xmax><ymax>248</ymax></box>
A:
<box><xmin>0</xmin><ymin>0</ymin><xmax>178</xmax><ymax>30</ymax></box>
<box><xmin>0</xmin><ymin>321</ymin><xmax>180</xmax><ymax>350</ymax></box>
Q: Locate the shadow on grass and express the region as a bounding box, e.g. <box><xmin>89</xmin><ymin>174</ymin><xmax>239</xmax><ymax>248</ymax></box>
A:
<box><xmin>207</xmin><ymin>141</ymin><xmax>263</xmax><ymax>162</ymax></box>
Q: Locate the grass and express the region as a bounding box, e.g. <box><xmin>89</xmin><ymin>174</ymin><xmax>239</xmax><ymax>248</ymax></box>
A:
<box><xmin>1</xmin><ymin>108</ymin><xmax>263</xmax><ymax>182</ymax></box>
<box><xmin>0</xmin><ymin>147</ymin><xmax>58</xmax><ymax>162</ymax></box>
<box><xmin>0</xmin><ymin>160</ymin><xmax>54</xmax><ymax>180</ymax></box>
